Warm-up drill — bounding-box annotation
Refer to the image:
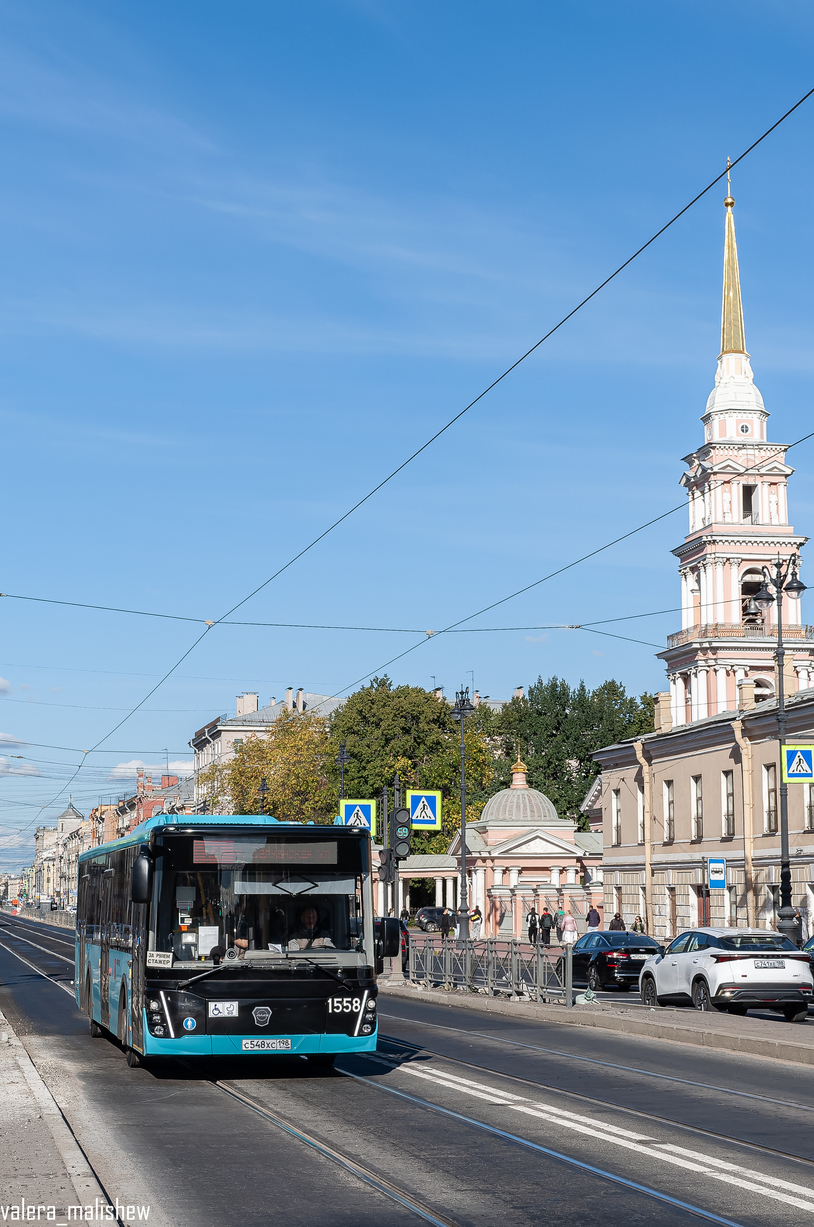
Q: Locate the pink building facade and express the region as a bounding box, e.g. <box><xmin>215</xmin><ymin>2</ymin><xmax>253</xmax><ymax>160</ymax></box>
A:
<box><xmin>396</xmin><ymin>758</ymin><xmax>603</xmax><ymax>936</ymax></box>
<box><xmin>659</xmin><ymin>189</ymin><xmax>814</xmax><ymax>720</ymax></box>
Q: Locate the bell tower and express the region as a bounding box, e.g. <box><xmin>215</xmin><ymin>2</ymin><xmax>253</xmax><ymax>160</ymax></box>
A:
<box><xmin>659</xmin><ymin>185</ymin><xmax>814</xmax><ymax>724</ymax></box>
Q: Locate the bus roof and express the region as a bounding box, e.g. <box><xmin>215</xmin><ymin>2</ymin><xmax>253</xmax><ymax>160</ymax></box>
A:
<box><xmin>78</xmin><ymin>813</ymin><xmax>363</xmax><ymax>862</ymax></box>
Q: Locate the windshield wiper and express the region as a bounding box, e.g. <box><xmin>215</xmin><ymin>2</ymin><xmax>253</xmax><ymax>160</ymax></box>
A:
<box><xmin>177</xmin><ymin>958</ymin><xmax>249</xmax><ymax>989</ymax></box>
<box><xmin>294</xmin><ymin>956</ymin><xmax>354</xmax><ymax>987</ymax></box>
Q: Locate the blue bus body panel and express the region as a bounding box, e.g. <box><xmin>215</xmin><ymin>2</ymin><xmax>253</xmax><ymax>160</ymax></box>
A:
<box><xmin>140</xmin><ymin>1012</ymin><xmax>377</xmax><ymax>1056</ymax></box>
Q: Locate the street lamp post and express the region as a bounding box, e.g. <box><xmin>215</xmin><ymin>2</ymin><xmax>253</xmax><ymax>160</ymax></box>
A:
<box><xmin>451</xmin><ymin>685</ymin><xmax>475</xmax><ymax>940</ymax></box>
<box><xmin>336</xmin><ymin>741</ymin><xmax>351</xmax><ymax>800</ymax></box>
<box><xmin>754</xmin><ymin>555</ymin><xmax>807</xmax><ymax>942</ymax></box>
<box><xmin>257</xmin><ymin>777</ymin><xmax>269</xmax><ymax>815</ymax></box>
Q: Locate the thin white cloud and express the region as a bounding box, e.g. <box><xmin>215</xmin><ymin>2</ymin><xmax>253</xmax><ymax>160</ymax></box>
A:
<box><xmin>0</xmin><ymin>757</ymin><xmax>38</xmax><ymax>777</ymax></box>
<box><xmin>0</xmin><ymin>678</ymin><xmax>9</xmax><ymax>693</ymax></box>
<box><xmin>0</xmin><ymin>732</ymin><xmax>25</xmax><ymax>747</ymax></box>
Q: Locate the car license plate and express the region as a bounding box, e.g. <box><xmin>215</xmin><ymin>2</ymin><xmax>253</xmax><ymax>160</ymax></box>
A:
<box><xmin>241</xmin><ymin>1038</ymin><xmax>292</xmax><ymax>1051</ymax></box>
<box><xmin>753</xmin><ymin>960</ymin><xmax>785</xmax><ymax>969</ymax></box>
<box><xmin>630</xmin><ymin>954</ymin><xmax>649</xmax><ymax>960</ymax></box>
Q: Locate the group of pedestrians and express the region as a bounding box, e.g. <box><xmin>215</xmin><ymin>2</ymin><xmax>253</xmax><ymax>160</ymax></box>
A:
<box><xmin>438</xmin><ymin>905</ymin><xmax>484</xmax><ymax>938</ymax></box>
<box><xmin>526</xmin><ymin>906</ymin><xmax>580</xmax><ymax>947</ymax></box>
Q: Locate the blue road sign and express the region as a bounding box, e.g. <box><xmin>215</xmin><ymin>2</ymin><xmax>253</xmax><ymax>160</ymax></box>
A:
<box><xmin>338</xmin><ymin>799</ymin><xmax>377</xmax><ymax>836</ymax></box>
<box><xmin>707</xmin><ymin>858</ymin><xmax>726</xmax><ymax>890</ymax></box>
<box><xmin>406</xmin><ymin>790</ymin><xmax>442</xmax><ymax>830</ymax></box>
<box><xmin>782</xmin><ymin>745</ymin><xmax>814</xmax><ymax>783</ymax></box>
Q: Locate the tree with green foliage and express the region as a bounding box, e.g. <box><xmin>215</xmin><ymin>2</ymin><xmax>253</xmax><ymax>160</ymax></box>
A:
<box><xmin>328</xmin><ymin>677</ymin><xmax>493</xmax><ymax>852</ymax></box>
<box><xmin>492</xmin><ymin>676</ymin><xmax>654</xmax><ymax>828</ymax></box>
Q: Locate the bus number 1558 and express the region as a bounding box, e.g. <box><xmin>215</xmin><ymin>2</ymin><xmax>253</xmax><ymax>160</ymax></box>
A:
<box><xmin>327</xmin><ymin>997</ymin><xmax>362</xmax><ymax>1013</ymax></box>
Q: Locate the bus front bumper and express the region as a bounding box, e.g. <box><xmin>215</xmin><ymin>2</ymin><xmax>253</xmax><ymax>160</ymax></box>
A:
<box><xmin>141</xmin><ymin>1028</ymin><xmax>378</xmax><ymax>1056</ymax></box>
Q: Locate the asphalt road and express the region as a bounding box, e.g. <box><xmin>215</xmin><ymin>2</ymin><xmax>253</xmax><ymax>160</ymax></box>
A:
<box><xmin>3</xmin><ymin>912</ymin><xmax>814</xmax><ymax>1227</ymax></box>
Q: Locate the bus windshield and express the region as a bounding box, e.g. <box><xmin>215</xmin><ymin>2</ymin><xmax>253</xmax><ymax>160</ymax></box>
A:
<box><xmin>150</xmin><ymin>833</ymin><xmax>369</xmax><ymax>967</ymax></box>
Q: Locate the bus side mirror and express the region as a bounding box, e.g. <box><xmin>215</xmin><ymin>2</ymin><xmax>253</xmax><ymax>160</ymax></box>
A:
<box><xmin>131</xmin><ymin>854</ymin><xmax>153</xmax><ymax>904</ymax></box>
<box><xmin>374</xmin><ymin>917</ymin><xmax>400</xmax><ymax>959</ymax></box>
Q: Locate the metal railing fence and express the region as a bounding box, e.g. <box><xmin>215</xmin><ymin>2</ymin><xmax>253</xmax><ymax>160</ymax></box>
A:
<box><xmin>408</xmin><ymin>934</ymin><xmax>573</xmax><ymax>1005</ymax></box>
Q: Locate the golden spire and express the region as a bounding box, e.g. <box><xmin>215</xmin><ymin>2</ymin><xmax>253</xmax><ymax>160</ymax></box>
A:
<box><xmin>720</xmin><ymin>159</ymin><xmax>747</xmax><ymax>356</ymax></box>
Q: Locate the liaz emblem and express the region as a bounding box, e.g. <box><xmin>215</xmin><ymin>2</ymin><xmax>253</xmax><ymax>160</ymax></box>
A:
<box><xmin>252</xmin><ymin>1006</ymin><xmax>272</xmax><ymax>1026</ymax></box>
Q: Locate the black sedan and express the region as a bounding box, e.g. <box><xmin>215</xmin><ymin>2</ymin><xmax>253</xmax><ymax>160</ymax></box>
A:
<box><xmin>565</xmin><ymin>931</ymin><xmax>664</xmax><ymax>991</ymax></box>
<box><xmin>415</xmin><ymin>906</ymin><xmax>445</xmax><ymax>932</ymax></box>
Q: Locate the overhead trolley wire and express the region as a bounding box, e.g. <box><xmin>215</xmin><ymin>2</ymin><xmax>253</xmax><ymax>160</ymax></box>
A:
<box><xmin>10</xmin><ymin>85</ymin><xmax>814</xmax><ymax>829</ymax></box>
<box><xmin>311</xmin><ymin>428</ymin><xmax>814</xmax><ymax>708</ymax></box>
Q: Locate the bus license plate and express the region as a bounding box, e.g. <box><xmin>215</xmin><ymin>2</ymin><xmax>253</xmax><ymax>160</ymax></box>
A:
<box><xmin>754</xmin><ymin>960</ymin><xmax>784</xmax><ymax>969</ymax></box>
<box><xmin>241</xmin><ymin>1038</ymin><xmax>292</xmax><ymax>1051</ymax></box>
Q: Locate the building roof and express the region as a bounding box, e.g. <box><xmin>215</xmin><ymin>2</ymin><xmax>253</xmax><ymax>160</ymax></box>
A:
<box><xmin>575</xmin><ymin>832</ymin><xmax>603</xmax><ymax>856</ymax></box>
<box><xmin>478</xmin><ymin>769</ymin><xmax>559</xmax><ymax>826</ymax></box>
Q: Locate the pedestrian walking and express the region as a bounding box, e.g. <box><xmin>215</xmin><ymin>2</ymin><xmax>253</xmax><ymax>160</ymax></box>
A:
<box><xmin>608</xmin><ymin>912</ymin><xmax>626</xmax><ymax>931</ymax></box>
<box><xmin>793</xmin><ymin>908</ymin><xmax>804</xmax><ymax>947</ymax></box>
<box><xmin>631</xmin><ymin>915</ymin><xmax>646</xmax><ymax>934</ymax></box>
<box><xmin>555</xmin><ymin>906</ymin><xmax>565</xmax><ymax>944</ymax></box>
<box><xmin>586</xmin><ymin>904</ymin><xmax>601</xmax><ymax>931</ymax></box>
<box><xmin>527</xmin><ymin>907</ymin><xmax>538</xmax><ymax>945</ymax></box>
<box><xmin>539</xmin><ymin>908</ymin><xmax>554</xmax><ymax>947</ymax></box>
<box><xmin>440</xmin><ymin>907</ymin><xmax>454</xmax><ymax>939</ymax></box>
<box><xmin>470</xmin><ymin>905</ymin><xmax>483</xmax><ymax>938</ymax></box>
<box><xmin>561</xmin><ymin>910</ymin><xmax>579</xmax><ymax>946</ymax></box>
<box><xmin>400</xmin><ymin>907</ymin><xmax>410</xmax><ymax>923</ymax></box>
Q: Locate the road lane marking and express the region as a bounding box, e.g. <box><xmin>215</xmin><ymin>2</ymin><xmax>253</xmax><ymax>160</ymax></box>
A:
<box><xmin>341</xmin><ymin>1069</ymin><xmax>748</xmax><ymax>1227</ymax></box>
<box><xmin>365</xmin><ymin>1054</ymin><xmax>814</xmax><ymax>1213</ymax></box>
<box><xmin>0</xmin><ymin>939</ymin><xmax>75</xmax><ymax>996</ymax></box>
<box><xmin>0</xmin><ymin>925</ymin><xmax>74</xmax><ymax>964</ymax></box>
<box><xmin>380</xmin><ymin>1012</ymin><xmax>814</xmax><ymax>1114</ymax></box>
<box><xmin>657</xmin><ymin>1145</ymin><xmax>814</xmax><ymax>1198</ymax></box>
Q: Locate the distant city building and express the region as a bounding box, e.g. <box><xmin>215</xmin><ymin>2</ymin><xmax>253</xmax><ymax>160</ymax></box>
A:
<box><xmin>107</xmin><ymin>772</ymin><xmax>195</xmax><ymax>842</ymax></box>
<box><xmin>190</xmin><ymin>687</ymin><xmax>345</xmax><ymax>803</ymax></box>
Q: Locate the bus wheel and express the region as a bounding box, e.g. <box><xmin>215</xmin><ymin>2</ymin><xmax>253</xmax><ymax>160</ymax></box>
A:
<box><xmin>125</xmin><ymin>1048</ymin><xmax>143</xmax><ymax>1068</ymax></box>
<box><xmin>89</xmin><ymin>1019</ymin><xmax>104</xmax><ymax>1038</ymax></box>
<box><xmin>86</xmin><ymin>975</ymin><xmax>103</xmax><ymax>1037</ymax></box>
<box><xmin>306</xmin><ymin>1054</ymin><xmax>336</xmax><ymax>1071</ymax></box>
<box><xmin>117</xmin><ymin>988</ymin><xmax>128</xmax><ymax>1046</ymax></box>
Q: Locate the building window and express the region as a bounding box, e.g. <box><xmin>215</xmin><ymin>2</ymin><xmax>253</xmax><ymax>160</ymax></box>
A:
<box><xmin>806</xmin><ymin>783</ymin><xmax>814</xmax><ymax>833</ymax></box>
<box><xmin>764</xmin><ymin>764</ymin><xmax>778</xmax><ymax>834</ymax></box>
<box><xmin>691</xmin><ymin>775</ymin><xmax>703</xmax><ymax>840</ymax></box>
<box><xmin>663</xmin><ymin>780</ymin><xmax>675</xmax><ymax>843</ymax></box>
<box><xmin>233</xmin><ymin>738</ymin><xmax>244</xmax><ymax>752</ymax></box>
<box><xmin>722</xmin><ymin>770</ymin><xmax>735</xmax><ymax>838</ymax></box>
<box><xmin>612</xmin><ymin>790</ymin><xmax>621</xmax><ymax>846</ymax></box>
<box><xmin>637</xmin><ymin>783</ymin><xmax>645</xmax><ymax>844</ymax></box>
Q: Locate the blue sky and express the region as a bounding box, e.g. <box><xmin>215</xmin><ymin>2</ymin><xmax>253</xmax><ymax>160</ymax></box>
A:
<box><xmin>2</xmin><ymin>1</ymin><xmax>814</xmax><ymax>867</ymax></box>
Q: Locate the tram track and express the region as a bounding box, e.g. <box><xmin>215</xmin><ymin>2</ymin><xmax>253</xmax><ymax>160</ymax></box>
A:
<box><xmin>4</xmin><ymin>915</ymin><xmax>813</xmax><ymax>1226</ymax></box>
<box><xmin>378</xmin><ymin>1032</ymin><xmax>814</xmax><ymax>1172</ymax></box>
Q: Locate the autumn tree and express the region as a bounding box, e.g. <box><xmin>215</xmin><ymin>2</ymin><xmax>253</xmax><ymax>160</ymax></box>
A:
<box><xmin>198</xmin><ymin>708</ymin><xmax>335</xmax><ymax>824</ymax></box>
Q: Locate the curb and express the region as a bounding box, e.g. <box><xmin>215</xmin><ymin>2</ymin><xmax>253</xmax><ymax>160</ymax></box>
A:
<box><xmin>0</xmin><ymin>1007</ymin><xmax>109</xmax><ymax>1207</ymax></box>
<box><xmin>378</xmin><ymin>981</ymin><xmax>814</xmax><ymax>1068</ymax></box>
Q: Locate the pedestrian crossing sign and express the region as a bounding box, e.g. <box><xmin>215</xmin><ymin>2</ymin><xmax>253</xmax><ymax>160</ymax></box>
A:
<box><xmin>338</xmin><ymin>799</ymin><xmax>376</xmax><ymax>836</ymax></box>
<box><xmin>406</xmin><ymin>790</ymin><xmax>442</xmax><ymax>830</ymax></box>
<box><xmin>782</xmin><ymin>746</ymin><xmax>814</xmax><ymax>783</ymax></box>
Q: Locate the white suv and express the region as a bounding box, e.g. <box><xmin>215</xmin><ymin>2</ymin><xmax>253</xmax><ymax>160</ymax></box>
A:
<box><xmin>639</xmin><ymin>927</ymin><xmax>813</xmax><ymax>1022</ymax></box>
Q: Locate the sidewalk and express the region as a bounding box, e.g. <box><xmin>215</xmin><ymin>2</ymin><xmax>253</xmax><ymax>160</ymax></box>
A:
<box><xmin>0</xmin><ymin>1006</ymin><xmax>111</xmax><ymax>1222</ymax></box>
<box><xmin>379</xmin><ymin>978</ymin><xmax>814</xmax><ymax>1068</ymax></box>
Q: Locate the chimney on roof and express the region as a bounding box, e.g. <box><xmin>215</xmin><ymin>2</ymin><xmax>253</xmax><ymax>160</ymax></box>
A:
<box><xmin>285</xmin><ymin>687</ymin><xmax>294</xmax><ymax>711</ymax></box>
<box><xmin>296</xmin><ymin>688</ymin><xmax>305</xmax><ymax>713</ymax></box>
<box><xmin>433</xmin><ymin>687</ymin><xmax>444</xmax><ymax>702</ymax></box>
<box><xmin>653</xmin><ymin>692</ymin><xmax>672</xmax><ymax>735</ymax></box>
<box><xmin>513</xmin><ymin>686</ymin><xmax>524</xmax><ymax>701</ymax></box>
<box><xmin>236</xmin><ymin>692</ymin><xmax>259</xmax><ymax>717</ymax></box>
<box><xmin>473</xmin><ymin>690</ymin><xmax>480</xmax><ymax>706</ymax></box>
<box><xmin>738</xmin><ymin>679</ymin><xmax>756</xmax><ymax>710</ymax></box>
<box><xmin>161</xmin><ymin>775</ymin><xmax>178</xmax><ymax>789</ymax></box>
<box><xmin>269</xmin><ymin>696</ymin><xmax>276</xmax><ymax>709</ymax></box>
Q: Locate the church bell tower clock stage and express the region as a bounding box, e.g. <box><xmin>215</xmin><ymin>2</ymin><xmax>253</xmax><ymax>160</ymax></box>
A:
<box><xmin>659</xmin><ymin>182</ymin><xmax>814</xmax><ymax>725</ymax></box>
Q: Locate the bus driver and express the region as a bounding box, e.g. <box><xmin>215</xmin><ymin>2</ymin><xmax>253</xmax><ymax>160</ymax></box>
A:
<box><xmin>289</xmin><ymin>905</ymin><xmax>334</xmax><ymax>950</ymax></box>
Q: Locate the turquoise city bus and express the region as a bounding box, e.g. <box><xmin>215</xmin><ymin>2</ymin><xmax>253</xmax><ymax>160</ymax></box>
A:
<box><xmin>75</xmin><ymin>813</ymin><xmax>398</xmax><ymax>1067</ymax></box>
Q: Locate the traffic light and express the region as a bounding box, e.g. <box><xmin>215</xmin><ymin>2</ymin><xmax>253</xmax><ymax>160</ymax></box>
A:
<box><xmin>391</xmin><ymin>807</ymin><xmax>411</xmax><ymax>860</ymax></box>
<box><xmin>378</xmin><ymin>847</ymin><xmax>395</xmax><ymax>882</ymax></box>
